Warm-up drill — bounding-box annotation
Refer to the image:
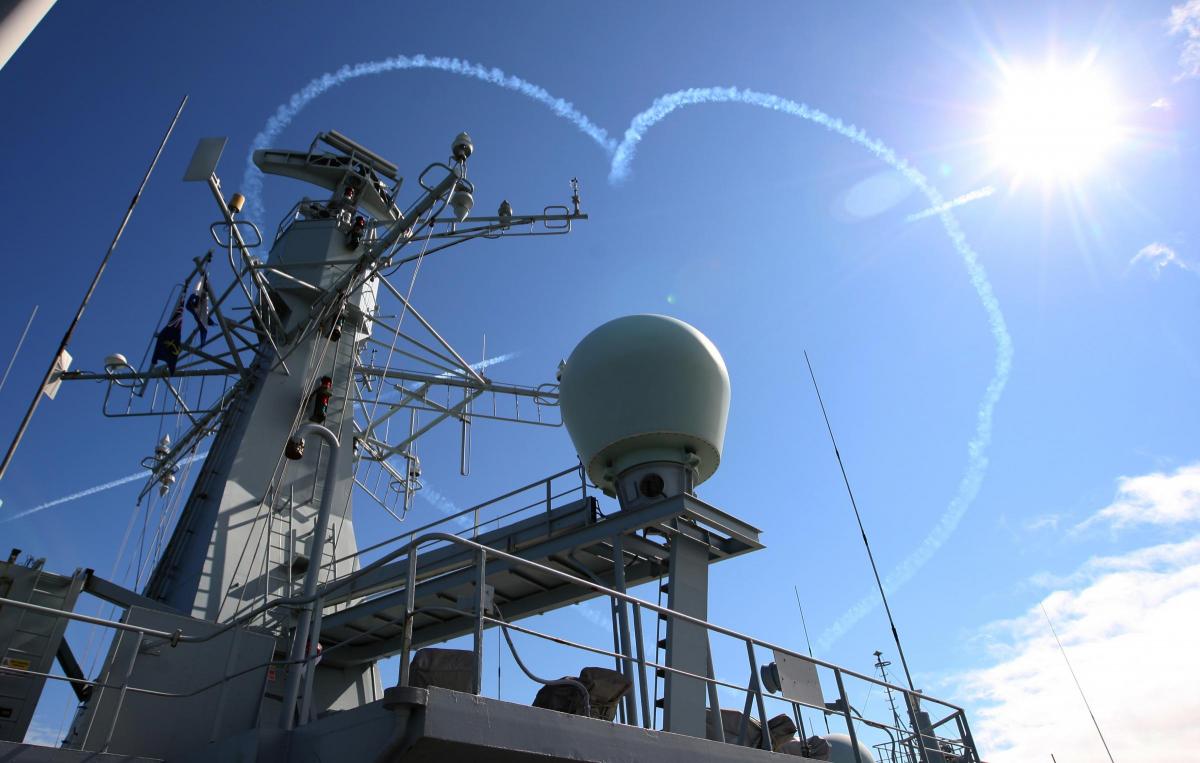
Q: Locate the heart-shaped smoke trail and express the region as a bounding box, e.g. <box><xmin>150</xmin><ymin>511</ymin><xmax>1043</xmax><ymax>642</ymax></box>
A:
<box><xmin>243</xmin><ymin>57</ymin><xmax>1013</xmax><ymax>651</ymax></box>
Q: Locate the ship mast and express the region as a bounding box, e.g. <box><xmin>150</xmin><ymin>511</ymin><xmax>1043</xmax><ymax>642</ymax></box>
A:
<box><xmin>59</xmin><ymin>130</ymin><xmax>586</xmax><ymax>632</ymax></box>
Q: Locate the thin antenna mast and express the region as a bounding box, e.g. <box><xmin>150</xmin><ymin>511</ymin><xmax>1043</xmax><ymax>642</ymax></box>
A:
<box><xmin>803</xmin><ymin>351</ymin><xmax>919</xmax><ymax>693</ymax></box>
<box><xmin>794</xmin><ymin>585</ymin><xmax>830</xmax><ymax>733</ymax></box>
<box><xmin>0</xmin><ymin>95</ymin><xmax>187</xmax><ymax>481</ymax></box>
<box><xmin>1040</xmin><ymin>603</ymin><xmax>1117</xmax><ymax>763</ymax></box>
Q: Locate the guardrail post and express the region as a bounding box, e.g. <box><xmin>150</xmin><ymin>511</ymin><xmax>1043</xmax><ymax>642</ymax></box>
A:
<box><xmin>956</xmin><ymin>709</ymin><xmax>981</xmax><ymax>762</ymax></box>
<box><xmin>744</xmin><ymin>643</ymin><xmax>772</xmax><ymax>751</ymax></box>
<box><xmin>833</xmin><ymin>668</ymin><xmax>864</xmax><ymax>763</ymax></box>
<box><xmin>473</xmin><ymin>548</ymin><xmax>486</xmax><ymax>695</ymax></box>
<box><xmin>631</xmin><ymin>602</ymin><xmax>652</xmax><ymax>729</ymax></box>
<box><xmin>398</xmin><ymin>540</ymin><xmax>419</xmax><ymax>687</ymax></box>
<box><xmin>706</xmin><ymin>648</ymin><xmax>724</xmax><ymax>743</ymax></box>
<box><xmin>101</xmin><ymin>631</ymin><xmax>143</xmax><ymax>753</ymax></box>
<box><xmin>611</xmin><ymin>535</ymin><xmax>639</xmax><ymax>727</ymax></box>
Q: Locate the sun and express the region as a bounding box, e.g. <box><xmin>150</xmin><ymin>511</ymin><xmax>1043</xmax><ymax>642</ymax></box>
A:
<box><xmin>987</xmin><ymin>63</ymin><xmax>1124</xmax><ymax>182</ymax></box>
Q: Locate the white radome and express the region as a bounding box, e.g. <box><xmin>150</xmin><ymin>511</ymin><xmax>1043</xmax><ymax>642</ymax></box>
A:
<box><xmin>559</xmin><ymin>314</ymin><xmax>731</xmax><ymax>494</ymax></box>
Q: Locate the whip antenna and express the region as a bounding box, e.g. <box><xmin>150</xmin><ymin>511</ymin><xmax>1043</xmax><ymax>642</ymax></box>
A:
<box><xmin>0</xmin><ymin>96</ymin><xmax>187</xmax><ymax>481</ymax></box>
<box><xmin>1041</xmin><ymin>604</ymin><xmax>1116</xmax><ymax>763</ymax></box>
<box><xmin>803</xmin><ymin>351</ymin><xmax>919</xmax><ymax>693</ymax></box>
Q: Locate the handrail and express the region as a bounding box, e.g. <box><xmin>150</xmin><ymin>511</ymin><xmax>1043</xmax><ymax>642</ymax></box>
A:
<box><xmin>334</xmin><ymin>463</ymin><xmax>585</xmax><ymax>566</ymax></box>
<box><xmin>0</xmin><ymin>517</ymin><xmax>977</xmax><ymax>761</ymax></box>
<box><xmin>394</xmin><ymin>532</ymin><xmax>970</xmax><ymax>715</ymax></box>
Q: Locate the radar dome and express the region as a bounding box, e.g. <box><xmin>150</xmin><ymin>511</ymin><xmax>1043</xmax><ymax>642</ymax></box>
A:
<box><xmin>559</xmin><ymin>315</ymin><xmax>730</xmax><ymax>497</ymax></box>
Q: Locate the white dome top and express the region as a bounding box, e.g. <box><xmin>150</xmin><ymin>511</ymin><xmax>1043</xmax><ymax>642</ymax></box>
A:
<box><xmin>559</xmin><ymin>314</ymin><xmax>731</xmax><ymax>492</ymax></box>
<box><xmin>825</xmin><ymin>734</ymin><xmax>877</xmax><ymax>763</ymax></box>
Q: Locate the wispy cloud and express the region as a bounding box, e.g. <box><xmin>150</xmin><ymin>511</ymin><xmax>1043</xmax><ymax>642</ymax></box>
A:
<box><xmin>1150</xmin><ymin>96</ymin><xmax>1172</xmax><ymax>110</ymax></box>
<box><xmin>1076</xmin><ymin>462</ymin><xmax>1200</xmax><ymax>532</ymax></box>
<box><xmin>1130</xmin><ymin>242</ymin><xmax>1191</xmax><ymax>276</ymax></box>
<box><xmin>951</xmin><ymin>533</ymin><xmax>1200</xmax><ymax>761</ymax></box>
<box><xmin>1169</xmin><ymin>0</ymin><xmax>1200</xmax><ymax>80</ymax></box>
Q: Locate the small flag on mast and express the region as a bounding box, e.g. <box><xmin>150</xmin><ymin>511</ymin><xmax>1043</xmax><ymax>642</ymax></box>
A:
<box><xmin>152</xmin><ymin>293</ymin><xmax>185</xmax><ymax>374</ymax></box>
<box><xmin>185</xmin><ymin>272</ymin><xmax>215</xmax><ymax>344</ymax></box>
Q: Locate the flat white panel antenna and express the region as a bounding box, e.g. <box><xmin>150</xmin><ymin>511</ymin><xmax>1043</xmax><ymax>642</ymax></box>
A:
<box><xmin>771</xmin><ymin>649</ymin><xmax>824</xmax><ymax>708</ymax></box>
<box><xmin>183</xmin><ymin>137</ymin><xmax>228</xmax><ymax>181</ymax></box>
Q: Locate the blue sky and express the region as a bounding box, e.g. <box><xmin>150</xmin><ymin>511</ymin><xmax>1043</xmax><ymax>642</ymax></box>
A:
<box><xmin>1</xmin><ymin>1</ymin><xmax>1199</xmax><ymax>758</ymax></box>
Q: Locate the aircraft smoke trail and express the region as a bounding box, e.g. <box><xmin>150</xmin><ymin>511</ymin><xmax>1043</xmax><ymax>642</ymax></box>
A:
<box><xmin>609</xmin><ymin>87</ymin><xmax>1012</xmax><ymax>650</ymax></box>
<box><xmin>242</xmin><ymin>55</ymin><xmax>616</xmax><ymax>222</ymax></box>
<box><xmin>249</xmin><ymin>63</ymin><xmax>1012</xmax><ymax>649</ymax></box>
<box><xmin>906</xmin><ymin>186</ymin><xmax>996</xmax><ymax>222</ymax></box>
<box><xmin>2</xmin><ymin>452</ymin><xmax>209</xmax><ymax>524</ymax></box>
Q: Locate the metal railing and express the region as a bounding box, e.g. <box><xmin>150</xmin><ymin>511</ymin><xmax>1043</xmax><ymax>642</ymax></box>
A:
<box><xmin>329</xmin><ymin>463</ymin><xmax>589</xmax><ymax>574</ymax></box>
<box><xmin>384</xmin><ymin>532</ymin><xmax>981</xmax><ymax>763</ymax></box>
<box><xmin>0</xmin><ymin>517</ymin><xmax>980</xmax><ymax>763</ymax></box>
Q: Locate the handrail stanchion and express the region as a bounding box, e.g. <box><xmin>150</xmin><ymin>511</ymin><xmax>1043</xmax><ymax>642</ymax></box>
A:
<box><xmin>473</xmin><ymin>548</ymin><xmax>486</xmax><ymax>695</ymax></box>
<box><xmin>101</xmin><ymin>631</ymin><xmax>144</xmax><ymax>753</ymax></box>
<box><xmin>611</xmin><ymin>534</ymin><xmax>639</xmax><ymax>727</ymax></box>
<box><xmin>744</xmin><ymin>642</ymin><xmax>772</xmax><ymax>751</ymax></box>
<box><xmin>833</xmin><ymin>668</ymin><xmax>864</xmax><ymax>763</ymax></box>
<box><xmin>706</xmin><ymin>647</ymin><xmax>724</xmax><ymax>743</ymax></box>
<box><xmin>631</xmin><ymin>602</ymin><xmax>652</xmax><ymax>729</ymax></box>
<box><xmin>398</xmin><ymin>540</ymin><xmax>419</xmax><ymax>686</ymax></box>
<box><xmin>957</xmin><ymin>709</ymin><xmax>980</xmax><ymax>762</ymax></box>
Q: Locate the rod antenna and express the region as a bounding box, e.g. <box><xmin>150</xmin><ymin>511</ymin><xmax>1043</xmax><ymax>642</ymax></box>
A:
<box><xmin>794</xmin><ymin>585</ymin><xmax>830</xmax><ymax>733</ymax></box>
<box><xmin>0</xmin><ymin>95</ymin><xmax>187</xmax><ymax>481</ymax></box>
<box><xmin>1040</xmin><ymin>603</ymin><xmax>1116</xmax><ymax>763</ymax></box>
<box><xmin>803</xmin><ymin>350</ymin><xmax>919</xmax><ymax>693</ymax></box>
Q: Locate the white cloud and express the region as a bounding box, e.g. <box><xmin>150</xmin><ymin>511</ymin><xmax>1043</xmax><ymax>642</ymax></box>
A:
<box><xmin>1021</xmin><ymin>513</ymin><xmax>1063</xmax><ymax>533</ymax></box>
<box><xmin>1149</xmin><ymin>96</ymin><xmax>1171</xmax><ymax>110</ymax></box>
<box><xmin>1077</xmin><ymin>462</ymin><xmax>1200</xmax><ymax>531</ymax></box>
<box><xmin>1130</xmin><ymin>242</ymin><xmax>1191</xmax><ymax>276</ymax></box>
<box><xmin>1169</xmin><ymin>0</ymin><xmax>1200</xmax><ymax>80</ymax></box>
<box><xmin>951</xmin><ymin>535</ymin><xmax>1200</xmax><ymax>762</ymax></box>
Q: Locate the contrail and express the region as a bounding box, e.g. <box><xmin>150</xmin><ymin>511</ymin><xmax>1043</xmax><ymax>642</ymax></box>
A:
<box><xmin>2</xmin><ymin>452</ymin><xmax>208</xmax><ymax>524</ymax></box>
<box><xmin>242</xmin><ymin>55</ymin><xmax>616</xmax><ymax>221</ymax></box>
<box><xmin>249</xmin><ymin>64</ymin><xmax>1013</xmax><ymax>649</ymax></box>
<box><xmin>609</xmin><ymin>87</ymin><xmax>1012</xmax><ymax>650</ymax></box>
<box><xmin>905</xmin><ymin>186</ymin><xmax>995</xmax><ymax>222</ymax></box>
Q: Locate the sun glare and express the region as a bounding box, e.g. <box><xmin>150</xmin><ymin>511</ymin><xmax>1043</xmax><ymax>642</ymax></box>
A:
<box><xmin>988</xmin><ymin>64</ymin><xmax>1123</xmax><ymax>181</ymax></box>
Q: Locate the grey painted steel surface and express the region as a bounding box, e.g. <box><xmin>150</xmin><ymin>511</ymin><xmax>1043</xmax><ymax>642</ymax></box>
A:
<box><xmin>63</xmin><ymin>606</ymin><xmax>275</xmax><ymax>759</ymax></box>
<box><xmin>0</xmin><ymin>740</ymin><xmax>159</xmax><ymax>762</ymax></box>
<box><xmin>0</xmin><ymin>561</ymin><xmax>85</xmax><ymax>743</ymax></box>
<box><xmin>663</xmin><ymin>522</ymin><xmax>711</xmax><ymax>739</ymax></box>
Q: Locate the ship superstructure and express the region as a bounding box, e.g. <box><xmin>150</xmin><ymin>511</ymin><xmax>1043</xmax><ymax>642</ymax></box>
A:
<box><xmin>0</xmin><ymin>127</ymin><xmax>984</xmax><ymax>763</ymax></box>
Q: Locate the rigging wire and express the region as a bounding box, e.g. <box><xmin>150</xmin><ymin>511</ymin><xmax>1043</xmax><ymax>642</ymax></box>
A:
<box><xmin>0</xmin><ymin>305</ymin><xmax>37</xmax><ymax>395</ymax></box>
<box><xmin>1041</xmin><ymin>603</ymin><xmax>1117</xmax><ymax>763</ymax></box>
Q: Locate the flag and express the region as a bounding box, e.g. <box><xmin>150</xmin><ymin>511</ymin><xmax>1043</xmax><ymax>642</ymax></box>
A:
<box><xmin>185</xmin><ymin>273</ymin><xmax>216</xmax><ymax>344</ymax></box>
<box><xmin>152</xmin><ymin>293</ymin><xmax>185</xmax><ymax>374</ymax></box>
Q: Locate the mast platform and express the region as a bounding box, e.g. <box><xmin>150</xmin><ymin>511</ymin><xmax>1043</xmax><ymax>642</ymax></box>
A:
<box><xmin>317</xmin><ymin>491</ymin><xmax>764</xmax><ymax>667</ymax></box>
